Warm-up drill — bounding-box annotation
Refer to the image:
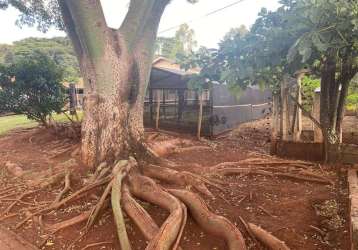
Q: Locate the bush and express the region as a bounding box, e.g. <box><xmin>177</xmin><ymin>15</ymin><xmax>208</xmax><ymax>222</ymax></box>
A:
<box><xmin>346</xmin><ymin>93</ymin><xmax>358</xmax><ymax>111</ymax></box>
<box><xmin>0</xmin><ymin>52</ymin><xmax>67</xmax><ymax>126</ymax></box>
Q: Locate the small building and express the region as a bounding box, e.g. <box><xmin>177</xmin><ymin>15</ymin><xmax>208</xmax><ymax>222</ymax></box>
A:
<box><xmin>65</xmin><ymin>57</ymin><xmax>272</xmax><ymax>136</ymax></box>
<box><xmin>145</xmin><ymin>57</ymin><xmax>272</xmax><ymax>136</ymax></box>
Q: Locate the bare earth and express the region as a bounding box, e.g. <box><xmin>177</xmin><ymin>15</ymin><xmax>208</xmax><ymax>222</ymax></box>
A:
<box><xmin>0</xmin><ymin>119</ymin><xmax>351</xmax><ymax>250</ymax></box>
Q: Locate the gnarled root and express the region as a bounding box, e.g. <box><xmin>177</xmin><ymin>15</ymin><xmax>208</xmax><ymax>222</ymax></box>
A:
<box><xmin>111</xmin><ymin>160</ymin><xmax>133</xmax><ymax>250</ymax></box>
<box><xmin>247</xmin><ymin>223</ymin><xmax>290</xmax><ymax>250</ymax></box>
<box><xmin>122</xmin><ymin>184</ymin><xmax>159</xmax><ymax>240</ymax></box>
<box><xmin>129</xmin><ymin>174</ymin><xmax>185</xmax><ymax>250</ymax></box>
<box><xmin>168</xmin><ymin>189</ymin><xmax>247</xmax><ymax>250</ymax></box>
<box><xmin>143</xmin><ymin>164</ymin><xmax>221</xmax><ymax>197</ymax></box>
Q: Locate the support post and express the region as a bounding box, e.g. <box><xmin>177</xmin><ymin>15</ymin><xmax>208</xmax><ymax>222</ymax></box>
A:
<box><xmin>281</xmin><ymin>77</ymin><xmax>289</xmax><ymax>141</ymax></box>
<box><xmin>197</xmin><ymin>91</ymin><xmax>204</xmax><ymax>140</ymax></box>
<box><xmin>293</xmin><ymin>72</ymin><xmax>304</xmax><ymax>141</ymax></box>
<box><xmin>149</xmin><ymin>89</ymin><xmax>153</xmax><ymax>121</ymax></box>
<box><xmin>313</xmin><ymin>91</ymin><xmax>323</xmax><ymax>142</ymax></box>
<box><xmin>250</xmin><ymin>104</ymin><xmax>254</xmax><ymax>120</ymax></box>
<box><xmin>155</xmin><ymin>90</ymin><xmax>161</xmax><ymax>130</ymax></box>
<box><xmin>270</xmin><ymin>94</ymin><xmax>279</xmax><ymax>154</ymax></box>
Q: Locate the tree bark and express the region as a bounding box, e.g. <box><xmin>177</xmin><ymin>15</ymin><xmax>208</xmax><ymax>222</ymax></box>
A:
<box><xmin>319</xmin><ymin>50</ymin><xmax>357</xmax><ymax>162</ymax></box>
<box><xmin>58</xmin><ymin>0</ymin><xmax>170</xmax><ymax>167</ymax></box>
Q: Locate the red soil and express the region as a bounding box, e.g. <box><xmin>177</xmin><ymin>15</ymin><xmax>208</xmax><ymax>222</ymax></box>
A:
<box><xmin>0</xmin><ymin>120</ymin><xmax>350</xmax><ymax>250</ymax></box>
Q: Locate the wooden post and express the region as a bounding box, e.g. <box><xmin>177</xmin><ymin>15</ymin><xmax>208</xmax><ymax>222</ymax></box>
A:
<box><xmin>270</xmin><ymin>94</ymin><xmax>279</xmax><ymax>154</ymax></box>
<box><xmin>293</xmin><ymin>72</ymin><xmax>304</xmax><ymax>141</ymax></box>
<box><xmin>149</xmin><ymin>89</ymin><xmax>153</xmax><ymax>121</ymax></box>
<box><xmin>155</xmin><ymin>90</ymin><xmax>161</xmax><ymax>130</ymax></box>
<box><xmin>313</xmin><ymin>91</ymin><xmax>323</xmax><ymax>142</ymax></box>
<box><xmin>271</xmin><ymin>95</ymin><xmax>279</xmax><ymax>138</ymax></box>
<box><xmin>250</xmin><ymin>104</ymin><xmax>254</xmax><ymax>120</ymax></box>
<box><xmin>197</xmin><ymin>91</ymin><xmax>204</xmax><ymax>140</ymax></box>
<box><xmin>281</xmin><ymin>77</ymin><xmax>289</xmax><ymax>141</ymax></box>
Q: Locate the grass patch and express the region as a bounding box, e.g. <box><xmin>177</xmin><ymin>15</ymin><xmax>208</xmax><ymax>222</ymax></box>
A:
<box><xmin>0</xmin><ymin>112</ymin><xmax>83</xmax><ymax>135</ymax></box>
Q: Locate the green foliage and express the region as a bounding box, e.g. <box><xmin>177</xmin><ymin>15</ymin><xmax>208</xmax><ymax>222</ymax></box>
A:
<box><xmin>0</xmin><ymin>52</ymin><xmax>67</xmax><ymax>125</ymax></box>
<box><xmin>0</xmin><ymin>0</ymin><xmax>64</xmax><ymax>32</ymax></box>
<box><xmin>180</xmin><ymin>0</ymin><xmax>357</xmax><ymax>99</ymax></box>
<box><xmin>0</xmin><ymin>37</ymin><xmax>79</xmax><ymax>81</ymax></box>
<box><xmin>301</xmin><ymin>76</ymin><xmax>320</xmax><ymax>110</ymax></box>
<box><xmin>347</xmin><ymin>93</ymin><xmax>358</xmax><ymax>107</ymax></box>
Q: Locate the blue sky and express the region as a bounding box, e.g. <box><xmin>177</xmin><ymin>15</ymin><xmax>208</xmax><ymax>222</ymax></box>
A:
<box><xmin>0</xmin><ymin>0</ymin><xmax>280</xmax><ymax>48</ymax></box>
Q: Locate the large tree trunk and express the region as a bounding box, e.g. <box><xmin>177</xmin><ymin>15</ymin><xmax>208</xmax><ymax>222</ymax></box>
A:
<box><xmin>319</xmin><ymin>51</ymin><xmax>357</xmax><ymax>162</ymax></box>
<box><xmin>58</xmin><ymin>0</ymin><xmax>169</xmax><ymax>167</ymax></box>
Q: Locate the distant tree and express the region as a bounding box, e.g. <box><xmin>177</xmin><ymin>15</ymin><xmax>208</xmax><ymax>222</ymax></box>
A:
<box><xmin>174</xmin><ymin>23</ymin><xmax>197</xmax><ymax>56</ymax></box>
<box><xmin>0</xmin><ymin>37</ymin><xmax>80</xmax><ymax>81</ymax></box>
<box><xmin>0</xmin><ymin>52</ymin><xmax>66</xmax><ymax>127</ymax></box>
<box><xmin>156</xmin><ymin>23</ymin><xmax>197</xmax><ymax>60</ymax></box>
<box><xmin>155</xmin><ymin>36</ymin><xmax>177</xmax><ymax>58</ymax></box>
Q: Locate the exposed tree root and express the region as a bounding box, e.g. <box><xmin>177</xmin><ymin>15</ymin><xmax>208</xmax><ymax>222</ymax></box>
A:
<box><xmin>143</xmin><ymin>164</ymin><xmax>223</xmax><ymax>197</ymax></box>
<box><xmin>52</xmin><ymin>169</ymin><xmax>72</xmax><ymax>204</ymax></box>
<box><xmin>129</xmin><ymin>174</ymin><xmax>185</xmax><ymax>250</ymax></box>
<box><xmin>47</xmin><ymin>210</ymin><xmax>91</xmax><ymax>233</ymax></box>
<box><xmin>148</xmin><ymin>139</ymin><xmax>182</xmax><ymax>157</ymax></box>
<box><xmin>168</xmin><ymin>189</ymin><xmax>247</xmax><ymax>250</ymax></box>
<box><xmin>238</xmin><ymin>216</ymin><xmax>260</xmax><ymax>246</ymax></box>
<box><xmin>0</xmin><ymin>213</ymin><xmax>17</xmax><ymax>222</ymax></box>
<box><xmin>111</xmin><ymin>160</ymin><xmax>132</xmax><ymax>250</ymax></box>
<box><xmin>27</xmin><ymin>170</ymin><xmax>67</xmax><ymax>189</ymax></box>
<box><xmin>16</xmin><ymin>176</ymin><xmax>111</xmax><ymax>229</ymax></box>
<box><xmin>174</xmin><ymin>145</ymin><xmax>212</xmax><ymax>153</ymax></box>
<box><xmin>212</xmin><ymin>166</ymin><xmax>332</xmax><ymax>185</ymax></box>
<box><xmin>86</xmin><ymin>181</ymin><xmax>113</xmax><ymax>230</ymax></box>
<box><xmin>4</xmin><ymin>155</ymin><xmax>320</xmax><ymax>250</ymax></box>
<box><xmin>122</xmin><ymin>184</ymin><xmax>159</xmax><ymax>240</ymax></box>
<box><xmin>247</xmin><ymin>223</ymin><xmax>290</xmax><ymax>250</ymax></box>
<box><xmin>88</xmin><ymin>162</ymin><xmax>107</xmax><ymax>183</ymax></box>
<box><xmin>215</xmin><ymin>168</ymin><xmax>274</xmax><ymax>177</ymax></box>
<box><xmin>1</xmin><ymin>189</ymin><xmax>39</xmax><ymax>215</ymax></box>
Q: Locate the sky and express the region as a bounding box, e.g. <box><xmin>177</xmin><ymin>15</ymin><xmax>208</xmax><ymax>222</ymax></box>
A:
<box><xmin>0</xmin><ymin>0</ymin><xmax>281</xmax><ymax>48</ymax></box>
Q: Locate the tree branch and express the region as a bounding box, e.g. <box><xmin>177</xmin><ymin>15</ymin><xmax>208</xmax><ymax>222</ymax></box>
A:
<box><xmin>64</xmin><ymin>0</ymin><xmax>109</xmax><ymax>61</ymax></box>
<box><xmin>57</xmin><ymin>0</ymin><xmax>83</xmax><ymax>58</ymax></box>
<box><xmin>288</xmin><ymin>94</ymin><xmax>322</xmax><ymax>130</ymax></box>
<box><xmin>119</xmin><ymin>0</ymin><xmax>170</xmax><ymax>50</ymax></box>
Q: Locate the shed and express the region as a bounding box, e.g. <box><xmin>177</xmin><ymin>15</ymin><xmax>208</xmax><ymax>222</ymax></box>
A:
<box><xmin>145</xmin><ymin>58</ymin><xmax>272</xmax><ymax>136</ymax></box>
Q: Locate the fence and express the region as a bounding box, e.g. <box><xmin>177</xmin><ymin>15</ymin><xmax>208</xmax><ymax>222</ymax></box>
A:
<box><xmin>212</xmin><ymin>102</ymin><xmax>271</xmax><ymax>135</ymax></box>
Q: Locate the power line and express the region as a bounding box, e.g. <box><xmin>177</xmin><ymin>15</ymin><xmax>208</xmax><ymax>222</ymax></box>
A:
<box><xmin>158</xmin><ymin>0</ymin><xmax>248</xmax><ymax>34</ymax></box>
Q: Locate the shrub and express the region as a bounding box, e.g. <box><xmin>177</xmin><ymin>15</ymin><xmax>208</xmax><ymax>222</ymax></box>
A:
<box><xmin>0</xmin><ymin>52</ymin><xmax>66</xmax><ymax>127</ymax></box>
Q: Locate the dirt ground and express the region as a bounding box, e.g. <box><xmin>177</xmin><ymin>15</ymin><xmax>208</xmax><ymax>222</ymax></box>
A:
<box><xmin>0</xmin><ymin>119</ymin><xmax>351</xmax><ymax>250</ymax></box>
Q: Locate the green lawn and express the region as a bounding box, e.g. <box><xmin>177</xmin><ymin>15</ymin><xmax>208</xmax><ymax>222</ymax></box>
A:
<box><xmin>0</xmin><ymin>112</ymin><xmax>82</xmax><ymax>135</ymax></box>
